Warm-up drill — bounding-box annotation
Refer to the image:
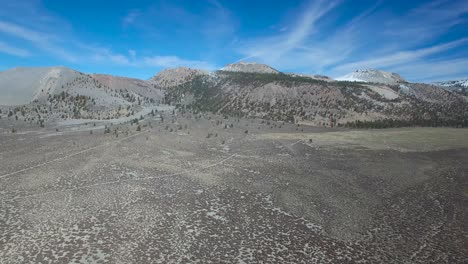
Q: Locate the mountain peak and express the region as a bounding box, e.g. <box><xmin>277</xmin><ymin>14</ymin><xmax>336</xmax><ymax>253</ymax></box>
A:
<box><xmin>336</xmin><ymin>69</ymin><xmax>406</xmax><ymax>85</ymax></box>
<box><xmin>220</xmin><ymin>62</ymin><xmax>279</xmax><ymax>74</ymax></box>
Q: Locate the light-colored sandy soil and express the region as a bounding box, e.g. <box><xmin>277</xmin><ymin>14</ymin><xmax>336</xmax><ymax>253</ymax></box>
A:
<box><xmin>1</xmin><ymin>113</ymin><xmax>467</xmax><ymax>263</ymax></box>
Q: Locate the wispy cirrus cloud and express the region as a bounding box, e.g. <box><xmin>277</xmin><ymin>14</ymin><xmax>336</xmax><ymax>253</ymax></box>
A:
<box><xmin>331</xmin><ymin>38</ymin><xmax>468</xmax><ymax>76</ymax></box>
<box><xmin>0</xmin><ymin>20</ymin><xmax>78</xmax><ymax>62</ymax></box>
<box><xmin>0</xmin><ymin>41</ymin><xmax>30</xmax><ymax>57</ymax></box>
<box><xmin>0</xmin><ymin>0</ymin><xmax>216</xmax><ymax>72</ymax></box>
<box><xmin>142</xmin><ymin>55</ymin><xmax>216</xmax><ymax>70</ymax></box>
<box><xmin>0</xmin><ymin>12</ymin><xmax>213</xmax><ymax>71</ymax></box>
<box><xmin>389</xmin><ymin>58</ymin><xmax>468</xmax><ymax>82</ymax></box>
<box><xmin>236</xmin><ymin>0</ymin><xmax>381</xmax><ymax>73</ymax></box>
<box><xmin>238</xmin><ymin>0</ymin><xmax>341</xmax><ymax>64</ymax></box>
<box><xmin>89</xmin><ymin>46</ymin><xmax>215</xmax><ymax>69</ymax></box>
<box><xmin>383</xmin><ymin>0</ymin><xmax>468</xmax><ymax>43</ymax></box>
<box><xmin>236</xmin><ymin>0</ymin><xmax>468</xmax><ymax>81</ymax></box>
<box><xmin>122</xmin><ymin>9</ymin><xmax>141</xmax><ymax>27</ymax></box>
<box><xmin>0</xmin><ymin>0</ymin><xmax>466</xmax><ymax>81</ymax></box>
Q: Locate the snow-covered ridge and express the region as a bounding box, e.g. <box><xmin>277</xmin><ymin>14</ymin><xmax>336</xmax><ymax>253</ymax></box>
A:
<box><xmin>336</xmin><ymin>69</ymin><xmax>406</xmax><ymax>85</ymax></box>
<box><xmin>220</xmin><ymin>62</ymin><xmax>279</xmax><ymax>74</ymax></box>
<box><xmin>434</xmin><ymin>79</ymin><xmax>468</xmax><ymax>88</ymax></box>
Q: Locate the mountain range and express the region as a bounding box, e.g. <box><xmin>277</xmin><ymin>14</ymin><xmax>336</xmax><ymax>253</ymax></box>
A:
<box><xmin>0</xmin><ymin>62</ymin><xmax>467</xmax><ymax>128</ymax></box>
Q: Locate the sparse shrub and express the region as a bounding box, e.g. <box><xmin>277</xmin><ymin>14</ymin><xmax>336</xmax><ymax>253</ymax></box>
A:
<box><xmin>245</xmin><ymin>130</ymin><xmax>248</xmax><ymax>134</ymax></box>
<box><xmin>136</xmin><ymin>125</ymin><xmax>141</xmax><ymax>132</ymax></box>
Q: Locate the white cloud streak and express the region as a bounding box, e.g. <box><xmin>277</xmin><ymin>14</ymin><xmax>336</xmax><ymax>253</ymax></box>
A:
<box><xmin>0</xmin><ymin>19</ymin><xmax>213</xmax><ymax>70</ymax></box>
<box><xmin>0</xmin><ymin>20</ymin><xmax>77</xmax><ymax>62</ymax></box>
<box><xmin>122</xmin><ymin>9</ymin><xmax>141</xmax><ymax>27</ymax></box>
<box><xmin>331</xmin><ymin>38</ymin><xmax>468</xmax><ymax>76</ymax></box>
<box><xmin>236</xmin><ymin>0</ymin><xmax>468</xmax><ymax>81</ymax></box>
<box><xmin>0</xmin><ymin>41</ymin><xmax>30</xmax><ymax>57</ymax></box>
<box><xmin>384</xmin><ymin>0</ymin><xmax>468</xmax><ymax>42</ymax></box>
<box><xmin>142</xmin><ymin>56</ymin><xmax>216</xmax><ymax>70</ymax></box>
<box><xmin>389</xmin><ymin>58</ymin><xmax>468</xmax><ymax>82</ymax></box>
<box><xmin>238</xmin><ymin>0</ymin><xmax>340</xmax><ymax>64</ymax></box>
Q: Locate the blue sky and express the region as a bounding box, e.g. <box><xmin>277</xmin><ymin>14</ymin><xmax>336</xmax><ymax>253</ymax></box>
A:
<box><xmin>0</xmin><ymin>0</ymin><xmax>467</xmax><ymax>82</ymax></box>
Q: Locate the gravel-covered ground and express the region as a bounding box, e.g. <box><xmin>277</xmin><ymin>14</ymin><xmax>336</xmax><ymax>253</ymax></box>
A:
<box><xmin>1</xmin><ymin>112</ymin><xmax>467</xmax><ymax>263</ymax></box>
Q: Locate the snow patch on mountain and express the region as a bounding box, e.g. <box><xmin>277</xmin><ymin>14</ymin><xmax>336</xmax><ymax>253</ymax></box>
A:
<box><xmin>434</xmin><ymin>79</ymin><xmax>468</xmax><ymax>90</ymax></box>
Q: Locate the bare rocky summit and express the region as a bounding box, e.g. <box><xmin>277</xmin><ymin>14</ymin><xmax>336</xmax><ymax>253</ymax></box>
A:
<box><xmin>336</xmin><ymin>69</ymin><xmax>406</xmax><ymax>85</ymax></box>
<box><xmin>220</xmin><ymin>62</ymin><xmax>279</xmax><ymax>74</ymax></box>
<box><xmin>148</xmin><ymin>67</ymin><xmax>208</xmax><ymax>89</ymax></box>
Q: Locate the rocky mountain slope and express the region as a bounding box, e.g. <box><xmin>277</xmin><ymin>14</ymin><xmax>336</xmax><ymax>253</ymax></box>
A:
<box><xmin>148</xmin><ymin>67</ymin><xmax>208</xmax><ymax>89</ymax></box>
<box><xmin>1</xmin><ymin>63</ymin><xmax>467</xmax><ymax>128</ymax></box>
<box><xmin>0</xmin><ymin>66</ymin><xmax>81</xmax><ymax>105</ymax></box>
<box><xmin>336</xmin><ymin>69</ymin><xmax>406</xmax><ymax>85</ymax></box>
<box><xmin>0</xmin><ymin>67</ymin><xmax>163</xmax><ymax>123</ymax></box>
<box><xmin>164</xmin><ymin>68</ymin><xmax>467</xmax><ymax>128</ymax></box>
<box><xmin>92</xmin><ymin>74</ymin><xmax>163</xmax><ymax>99</ymax></box>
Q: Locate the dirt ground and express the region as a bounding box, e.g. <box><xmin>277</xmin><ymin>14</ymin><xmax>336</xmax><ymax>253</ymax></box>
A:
<box><xmin>1</xmin><ymin>112</ymin><xmax>467</xmax><ymax>263</ymax></box>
